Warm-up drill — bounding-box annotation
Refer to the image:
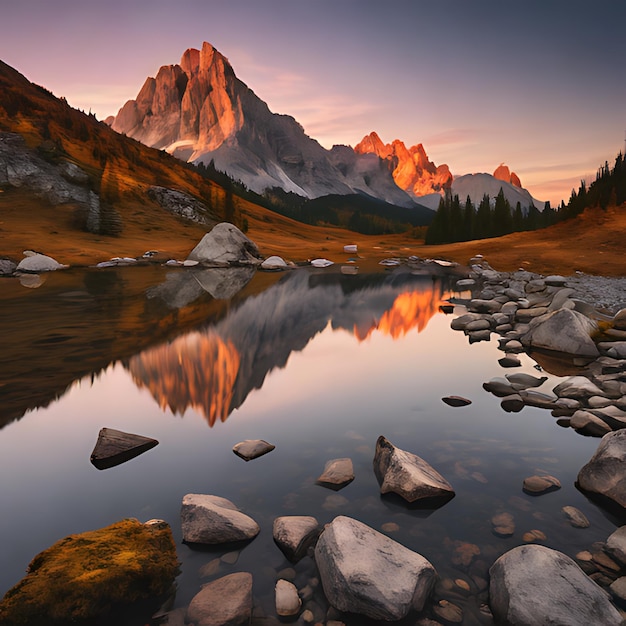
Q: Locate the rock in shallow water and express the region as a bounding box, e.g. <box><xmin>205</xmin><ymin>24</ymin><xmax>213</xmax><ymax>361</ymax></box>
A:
<box><xmin>181</xmin><ymin>494</ymin><xmax>260</xmax><ymax>544</ymax></box>
<box><xmin>490</xmin><ymin>545</ymin><xmax>622</xmax><ymax>625</ymax></box>
<box><xmin>90</xmin><ymin>427</ymin><xmax>158</xmax><ymax>470</ymax></box>
<box><xmin>232</xmin><ymin>439</ymin><xmax>275</xmax><ymax>461</ymax></box>
<box><xmin>442</xmin><ymin>395</ymin><xmax>472</xmax><ymax>407</ymax></box>
<box><xmin>273</xmin><ymin>516</ymin><xmax>320</xmax><ymax>562</ymax></box>
<box><xmin>275</xmin><ymin>579</ymin><xmax>301</xmax><ymax>617</ymax></box>
<box><xmin>187</xmin><ymin>572</ymin><xmax>253</xmax><ymax>626</ymax></box>
<box><xmin>316</xmin><ymin>458</ymin><xmax>355</xmax><ymax>489</ymax></box>
<box><xmin>0</xmin><ymin>519</ymin><xmax>179</xmax><ymax>626</ymax></box>
<box><xmin>314</xmin><ymin>516</ymin><xmax>437</xmax><ymax>621</ymax></box>
<box><xmin>373</xmin><ymin>435</ymin><xmax>455</xmax><ymax>504</ymax></box>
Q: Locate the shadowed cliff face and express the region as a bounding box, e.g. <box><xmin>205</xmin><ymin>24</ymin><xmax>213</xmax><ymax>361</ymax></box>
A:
<box><xmin>127</xmin><ymin>268</ymin><xmax>454</xmax><ymax>427</ymax></box>
<box><xmin>110</xmin><ymin>42</ymin><xmax>413</xmax><ymax>206</ymax></box>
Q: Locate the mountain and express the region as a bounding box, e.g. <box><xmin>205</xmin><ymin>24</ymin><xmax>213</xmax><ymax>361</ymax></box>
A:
<box><xmin>493</xmin><ymin>163</ymin><xmax>522</xmax><ymax>188</ymax></box>
<box><xmin>451</xmin><ymin>173</ymin><xmax>544</xmax><ymax>210</ymax></box>
<box><xmin>354</xmin><ymin>131</ymin><xmax>453</xmax><ymax>198</ymax></box>
<box><xmin>110</xmin><ymin>42</ymin><xmax>415</xmax><ymax>208</ymax></box>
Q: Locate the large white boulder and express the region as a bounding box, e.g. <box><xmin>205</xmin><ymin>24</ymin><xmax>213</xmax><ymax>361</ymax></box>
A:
<box><xmin>16</xmin><ymin>251</ymin><xmax>68</xmax><ymax>273</ymax></box>
<box><xmin>373</xmin><ymin>435</ymin><xmax>455</xmax><ymax>503</ymax></box>
<box><xmin>187</xmin><ymin>222</ymin><xmax>262</xmax><ymax>266</ymax></box>
<box><xmin>489</xmin><ymin>544</ymin><xmax>621</xmax><ymax>625</ymax></box>
<box><xmin>314</xmin><ymin>516</ymin><xmax>437</xmax><ymax>621</ymax></box>
<box><xmin>180</xmin><ymin>494</ymin><xmax>260</xmax><ymax>544</ymax></box>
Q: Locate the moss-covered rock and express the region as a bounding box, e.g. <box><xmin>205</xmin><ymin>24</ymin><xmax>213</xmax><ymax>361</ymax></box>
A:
<box><xmin>0</xmin><ymin>518</ymin><xmax>179</xmax><ymax>626</ymax></box>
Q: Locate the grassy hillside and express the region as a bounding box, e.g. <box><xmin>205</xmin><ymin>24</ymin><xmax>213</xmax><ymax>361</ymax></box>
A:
<box><xmin>1</xmin><ymin>59</ymin><xmax>625</xmax><ymax>277</ymax></box>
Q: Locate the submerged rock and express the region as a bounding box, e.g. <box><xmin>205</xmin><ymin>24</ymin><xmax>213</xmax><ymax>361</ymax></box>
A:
<box><xmin>316</xmin><ymin>458</ymin><xmax>355</xmax><ymax>489</ymax></box>
<box><xmin>90</xmin><ymin>427</ymin><xmax>158</xmax><ymax>470</ymax></box>
<box><xmin>489</xmin><ymin>544</ymin><xmax>621</xmax><ymax>625</ymax></box>
<box><xmin>373</xmin><ymin>436</ymin><xmax>455</xmax><ymax>504</ymax></box>
<box><xmin>186</xmin><ymin>572</ymin><xmax>252</xmax><ymax>626</ymax></box>
<box><xmin>314</xmin><ymin>516</ymin><xmax>437</xmax><ymax>621</ymax></box>
<box><xmin>522</xmin><ymin>474</ymin><xmax>561</xmax><ymax>495</ymax></box>
<box><xmin>0</xmin><ymin>519</ymin><xmax>179</xmax><ymax>626</ymax></box>
<box><xmin>180</xmin><ymin>494</ymin><xmax>260</xmax><ymax>544</ymax></box>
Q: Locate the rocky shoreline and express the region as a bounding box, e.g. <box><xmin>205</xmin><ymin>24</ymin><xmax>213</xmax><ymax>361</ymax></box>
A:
<box><xmin>3</xmin><ymin>238</ymin><xmax>626</xmax><ymax>624</ymax></box>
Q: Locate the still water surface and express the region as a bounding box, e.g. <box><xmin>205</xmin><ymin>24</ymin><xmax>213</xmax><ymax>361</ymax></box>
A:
<box><xmin>0</xmin><ymin>264</ymin><xmax>616</xmax><ymax>623</ymax></box>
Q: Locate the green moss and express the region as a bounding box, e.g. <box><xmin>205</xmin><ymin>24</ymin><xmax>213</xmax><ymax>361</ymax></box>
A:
<box><xmin>0</xmin><ymin>518</ymin><xmax>179</xmax><ymax>626</ymax></box>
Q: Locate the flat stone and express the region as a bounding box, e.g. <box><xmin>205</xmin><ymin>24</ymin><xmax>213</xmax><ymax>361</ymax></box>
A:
<box><xmin>544</xmin><ymin>275</ymin><xmax>568</xmax><ymax>287</ymax></box>
<box><xmin>373</xmin><ymin>436</ymin><xmax>455</xmax><ymax>504</ymax></box>
<box><xmin>562</xmin><ymin>506</ymin><xmax>590</xmax><ymax>528</ymax></box>
<box><xmin>498</xmin><ymin>355</ymin><xmax>521</xmax><ymax>368</ymax></box>
<box><xmin>491</xmin><ymin>512</ymin><xmax>515</xmax><ymax>537</ymax></box>
<box><xmin>90</xmin><ymin>427</ymin><xmax>158</xmax><ymax>470</ymax></box>
<box><xmin>465</xmin><ymin>318</ymin><xmax>491</xmax><ymax>332</ymax></box>
<box><xmin>273</xmin><ymin>516</ymin><xmax>320</xmax><ymax>562</ymax></box>
<box><xmin>483</xmin><ymin>378</ymin><xmax>517</xmax><ymax>397</ymax></box>
<box><xmin>441</xmin><ymin>396</ymin><xmax>472</xmax><ymax>407</ymax></box>
<box><xmin>554</xmin><ymin>376</ymin><xmax>607</xmax><ymax>400</ymax></box>
<box><xmin>523</xmin><ymin>475</ymin><xmax>561</xmax><ymax>495</ymax></box>
<box><xmin>316</xmin><ymin>458</ymin><xmax>355</xmax><ymax>490</ymax></box>
<box><xmin>468</xmin><ymin>299</ymin><xmax>502</xmax><ymax>314</ymax></box>
<box><xmin>314</xmin><ymin>516</ymin><xmax>437</xmax><ymax>621</ymax></box>
<box><xmin>570</xmin><ymin>410</ymin><xmax>612</xmax><ymax>437</ymax></box>
<box><xmin>187</xmin><ymin>572</ymin><xmax>253</xmax><ymax>626</ymax></box>
<box><xmin>505</xmin><ymin>373</ymin><xmax>548</xmax><ymax>388</ymax></box>
<box><xmin>181</xmin><ymin>494</ymin><xmax>260</xmax><ymax>544</ymax></box>
<box><xmin>519</xmin><ymin>389</ymin><xmax>558</xmax><ymax>409</ymax></box>
<box><xmin>232</xmin><ymin>439</ymin><xmax>275</xmax><ymax>461</ymax></box>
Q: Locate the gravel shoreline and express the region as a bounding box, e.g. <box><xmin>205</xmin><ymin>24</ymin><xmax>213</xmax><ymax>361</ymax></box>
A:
<box><xmin>564</xmin><ymin>273</ymin><xmax>626</xmax><ymax>314</ymax></box>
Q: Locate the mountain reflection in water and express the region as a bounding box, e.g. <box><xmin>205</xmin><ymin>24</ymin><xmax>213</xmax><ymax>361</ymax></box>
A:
<box><xmin>128</xmin><ymin>268</ymin><xmax>453</xmax><ymax>426</ymax></box>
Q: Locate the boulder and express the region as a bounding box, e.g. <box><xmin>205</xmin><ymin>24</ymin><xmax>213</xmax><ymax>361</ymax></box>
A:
<box><xmin>232</xmin><ymin>439</ymin><xmax>275</xmax><ymax>461</ymax></box>
<box><xmin>273</xmin><ymin>516</ymin><xmax>320</xmax><ymax>562</ymax></box>
<box><xmin>0</xmin><ymin>519</ymin><xmax>179</xmax><ymax>626</ymax></box>
<box><xmin>316</xmin><ymin>458</ymin><xmax>355</xmax><ymax>489</ymax></box>
<box><xmin>90</xmin><ymin>427</ymin><xmax>158</xmax><ymax>470</ymax></box>
<box><xmin>181</xmin><ymin>494</ymin><xmax>260</xmax><ymax>544</ymax></box>
<box><xmin>570</xmin><ymin>410</ymin><xmax>612</xmax><ymax>437</ymax></box>
<box><xmin>16</xmin><ymin>251</ymin><xmax>68</xmax><ymax>273</ymax></box>
<box><xmin>186</xmin><ymin>223</ymin><xmax>262</xmax><ymax>266</ymax></box>
<box><xmin>275</xmin><ymin>579</ymin><xmax>301</xmax><ymax>617</ymax></box>
<box><xmin>606</xmin><ymin>526</ymin><xmax>626</xmax><ymax>565</ymax></box>
<box><xmin>489</xmin><ymin>544</ymin><xmax>621</xmax><ymax>625</ymax></box>
<box><xmin>186</xmin><ymin>572</ymin><xmax>252</xmax><ymax>626</ymax></box>
<box><xmin>577</xmin><ymin>430</ymin><xmax>626</xmax><ymax>513</ymax></box>
<box><xmin>373</xmin><ymin>436</ymin><xmax>454</xmax><ymax>504</ymax></box>
<box><xmin>520</xmin><ymin>308</ymin><xmax>599</xmax><ymax>358</ymax></box>
<box><xmin>314</xmin><ymin>516</ymin><xmax>437</xmax><ymax>621</ymax></box>
<box><xmin>554</xmin><ymin>375</ymin><xmax>606</xmax><ymax>400</ymax></box>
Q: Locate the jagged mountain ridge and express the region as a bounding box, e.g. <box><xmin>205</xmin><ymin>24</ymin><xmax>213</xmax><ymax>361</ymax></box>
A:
<box><xmin>354</xmin><ymin>131</ymin><xmax>453</xmax><ymax>199</ymax></box>
<box><xmin>110</xmin><ymin>42</ymin><xmax>416</xmax><ymax>208</ymax></box>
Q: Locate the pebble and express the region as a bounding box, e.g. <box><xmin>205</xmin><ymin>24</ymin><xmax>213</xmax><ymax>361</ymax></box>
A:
<box><xmin>522</xmin><ymin>529</ymin><xmax>547</xmax><ymax>542</ymax></box>
<box><xmin>442</xmin><ymin>396</ymin><xmax>472</xmax><ymax>407</ymax></box>
<box><xmin>433</xmin><ymin>599</ymin><xmax>463</xmax><ymax>623</ymax></box>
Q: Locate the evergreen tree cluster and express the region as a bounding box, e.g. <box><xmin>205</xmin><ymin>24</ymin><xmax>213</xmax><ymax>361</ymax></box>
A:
<box><xmin>425</xmin><ymin>189</ymin><xmax>556</xmax><ymax>244</ymax></box>
<box><xmin>560</xmin><ymin>151</ymin><xmax>626</xmax><ymax>219</ymax></box>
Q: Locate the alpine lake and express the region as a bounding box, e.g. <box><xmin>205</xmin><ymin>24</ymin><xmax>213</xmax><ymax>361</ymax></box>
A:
<box><xmin>0</xmin><ymin>260</ymin><xmax>618</xmax><ymax>625</ymax></box>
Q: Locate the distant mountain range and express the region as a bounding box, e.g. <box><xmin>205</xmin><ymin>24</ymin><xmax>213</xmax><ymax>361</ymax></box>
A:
<box><xmin>109</xmin><ymin>42</ymin><xmax>545</xmax><ymax>211</ymax></box>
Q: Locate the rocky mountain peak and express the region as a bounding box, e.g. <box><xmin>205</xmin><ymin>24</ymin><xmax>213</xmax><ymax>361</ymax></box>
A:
<box><xmin>109</xmin><ymin>43</ymin><xmax>415</xmax><ymax>205</ymax></box>
<box><xmin>494</xmin><ymin>163</ymin><xmax>522</xmax><ymax>188</ymax></box>
<box><xmin>355</xmin><ymin>134</ymin><xmax>452</xmax><ymax>198</ymax></box>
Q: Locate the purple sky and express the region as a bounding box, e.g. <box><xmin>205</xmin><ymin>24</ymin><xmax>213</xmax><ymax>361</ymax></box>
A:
<box><xmin>2</xmin><ymin>0</ymin><xmax>624</xmax><ymax>205</ymax></box>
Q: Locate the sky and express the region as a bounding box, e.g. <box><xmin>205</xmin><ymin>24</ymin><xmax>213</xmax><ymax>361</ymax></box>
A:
<box><xmin>1</xmin><ymin>0</ymin><xmax>624</xmax><ymax>206</ymax></box>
